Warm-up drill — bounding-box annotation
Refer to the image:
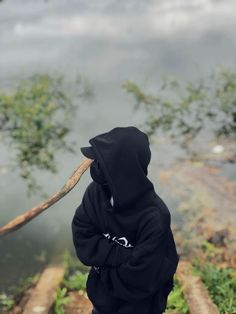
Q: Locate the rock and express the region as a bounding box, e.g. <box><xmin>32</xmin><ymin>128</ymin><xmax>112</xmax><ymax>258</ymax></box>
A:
<box><xmin>207</xmin><ymin>228</ymin><xmax>229</xmax><ymax>247</ymax></box>
<box><xmin>64</xmin><ymin>291</ymin><xmax>92</xmax><ymax>314</ymax></box>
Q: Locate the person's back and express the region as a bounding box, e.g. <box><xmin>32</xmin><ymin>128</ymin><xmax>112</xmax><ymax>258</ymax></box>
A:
<box><xmin>72</xmin><ymin>126</ymin><xmax>179</xmax><ymax>314</ymax></box>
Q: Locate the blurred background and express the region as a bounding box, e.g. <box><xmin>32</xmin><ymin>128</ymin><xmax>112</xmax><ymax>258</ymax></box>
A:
<box><xmin>0</xmin><ymin>0</ymin><xmax>235</xmax><ymax>313</ymax></box>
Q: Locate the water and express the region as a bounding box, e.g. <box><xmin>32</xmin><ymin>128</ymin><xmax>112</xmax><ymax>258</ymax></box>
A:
<box><xmin>1</xmin><ymin>0</ymin><xmax>236</xmax><ymax>291</ymax></box>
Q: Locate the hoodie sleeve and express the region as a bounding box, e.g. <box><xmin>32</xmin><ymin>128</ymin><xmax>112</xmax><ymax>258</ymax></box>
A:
<box><xmin>99</xmin><ymin>212</ymin><xmax>171</xmax><ymax>301</ymax></box>
<box><xmin>71</xmin><ymin>189</ymin><xmax>133</xmax><ymax>268</ymax></box>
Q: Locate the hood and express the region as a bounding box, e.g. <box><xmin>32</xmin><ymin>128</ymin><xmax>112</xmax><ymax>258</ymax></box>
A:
<box><xmin>88</xmin><ymin>126</ymin><xmax>154</xmax><ymax>212</ymax></box>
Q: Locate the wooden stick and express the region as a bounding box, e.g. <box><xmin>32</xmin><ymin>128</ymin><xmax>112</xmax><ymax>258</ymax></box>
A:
<box><xmin>0</xmin><ymin>158</ymin><xmax>93</xmax><ymax>237</ymax></box>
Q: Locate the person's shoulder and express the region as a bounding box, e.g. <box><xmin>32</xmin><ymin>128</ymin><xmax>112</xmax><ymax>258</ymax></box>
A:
<box><xmin>135</xmin><ymin>206</ymin><xmax>170</xmax><ymax>243</ymax></box>
<box><xmin>152</xmin><ymin>207</ymin><xmax>170</xmax><ymax>231</ymax></box>
<box><xmin>140</xmin><ymin>202</ymin><xmax>171</xmax><ymax>235</ymax></box>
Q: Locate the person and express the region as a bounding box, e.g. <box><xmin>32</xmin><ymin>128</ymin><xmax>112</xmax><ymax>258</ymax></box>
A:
<box><xmin>71</xmin><ymin>126</ymin><xmax>179</xmax><ymax>314</ymax></box>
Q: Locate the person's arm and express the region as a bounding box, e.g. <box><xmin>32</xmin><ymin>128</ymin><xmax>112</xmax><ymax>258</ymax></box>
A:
<box><xmin>71</xmin><ymin>189</ymin><xmax>133</xmax><ymax>268</ymax></box>
<box><xmin>99</xmin><ymin>212</ymin><xmax>176</xmax><ymax>301</ymax></box>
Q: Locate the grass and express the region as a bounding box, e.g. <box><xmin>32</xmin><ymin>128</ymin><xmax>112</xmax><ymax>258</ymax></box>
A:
<box><xmin>3</xmin><ymin>250</ymin><xmax>235</xmax><ymax>314</ymax></box>
<box><xmin>61</xmin><ymin>251</ymin><xmax>190</xmax><ymax>314</ymax></box>
<box><xmin>0</xmin><ymin>293</ymin><xmax>15</xmax><ymax>312</ymax></box>
<box><xmin>0</xmin><ymin>274</ymin><xmax>39</xmax><ymax>312</ymax></box>
<box><xmin>52</xmin><ymin>251</ymin><xmax>89</xmax><ymax>314</ymax></box>
<box><xmin>63</xmin><ymin>270</ymin><xmax>88</xmax><ymax>291</ymax></box>
<box><xmin>62</xmin><ymin>250</ymin><xmax>89</xmax><ymax>291</ymax></box>
<box><xmin>53</xmin><ymin>287</ymin><xmax>70</xmax><ymax>314</ymax></box>
<box><xmin>60</xmin><ymin>252</ymin><xmax>190</xmax><ymax>313</ymax></box>
<box><xmin>192</xmin><ymin>261</ymin><xmax>236</xmax><ymax>314</ymax></box>
<box><xmin>166</xmin><ymin>276</ymin><xmax>189</xmax><ymax>314</ymax></box>
<box><xmin>59</xmin><ymin>252</ymin><xmax>236</xmax><ymax>314</ymax></box>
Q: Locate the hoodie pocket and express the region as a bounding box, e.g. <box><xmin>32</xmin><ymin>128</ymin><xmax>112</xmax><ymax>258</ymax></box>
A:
<box><xmin>86</xmin><ymin>267</ymin><xmax>122</xmax><ymax>313</ymax></box>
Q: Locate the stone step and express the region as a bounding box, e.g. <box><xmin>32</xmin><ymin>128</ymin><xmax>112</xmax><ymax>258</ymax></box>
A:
<box><xmin>176</xmin><ymin>261</ymin><xmax>219</xmax><ymax>314</ymax></box>
<box><xmin>18</xmin><ymin>261</ymin><xmax>220</xmax><ymax>314</ymax></box>
<box><xmin>22</xmin><ymin>265</ymin><xmax>65</xmax><ymax>314</ymax></box>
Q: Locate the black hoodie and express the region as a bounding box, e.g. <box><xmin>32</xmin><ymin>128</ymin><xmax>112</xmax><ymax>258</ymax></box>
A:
<box><xmin>72</xmin><ymin>126</ymin><xmax>179</xmax><ymax>314</ymax></box>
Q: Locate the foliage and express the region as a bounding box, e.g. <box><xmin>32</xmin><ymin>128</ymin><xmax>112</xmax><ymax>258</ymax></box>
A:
<box><xmin>62</xmin><ymin>250</ymin><xmax>89</xmax><ymax>291</ymax></box>
<box><xmin>62</xmin><ymin>250</ymin><xmax>89</xmax><ymax>277</ymax></box>
<box><xmin>166</xmin><ymin>276</ymin><xmax>189</xmax><ymax>313</ymax></box>
<box><xmin>192</xmin><ymin>262</ymin><xmax>236</xmax><ymax>314</ymax></box>
<box><xmin>200</xmin><ymin>240</ymin><xmax>224</xmax><ymax>258</ymax></box>
<box><xmin>0</xmin><ymin>73</ymin><xmax>90</xmax><ymax>196</ymax></box>
<box><xmin>9</xmin><ymin>273</ymin><xmax>39</xmax><ymax>300</ymax></box>
<box><xmin>0</xmin><ymin>273</ymin><xmax>39</xmax><ymax>311</ymax></box>
<box><xmin>0</xmin><ymin>251</ymin><xmax>87</xmax><ymax>313</ymax></box>
<box><xmin>0</xmin><ymin>293</ymin><xmax>15</xmax><ymax>312</ymax></box>
<box><xmin>123</xmin><ymin>67</ymin><xmax>236</xmax><ymax>150</ymax></box>
<box><xmin>52</xmin><ymin>251</ymin><xmax>88</xmax><ymax>313</ymax></box>
<box><xmin>63</xmin><ymin>271</ymin><xmax>88</xmax><ymax>291</ymax></box>
<box><xmin>53</xmin><ymin>287</ymin><xmax>70</xmax><ymax>314</ymax></box>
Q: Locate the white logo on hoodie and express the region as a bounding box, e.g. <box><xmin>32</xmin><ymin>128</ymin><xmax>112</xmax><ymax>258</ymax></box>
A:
<box><xmin>103</xmin><ymin>232</ymin><xmax>134</xmax><ymax>248</ymax></box>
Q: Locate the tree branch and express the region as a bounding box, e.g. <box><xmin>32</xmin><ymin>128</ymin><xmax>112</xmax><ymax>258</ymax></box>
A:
<box><xmin>0</xmin><ymin>158</ymin><xmax>93</xmax><ymax>237</ymax></box>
